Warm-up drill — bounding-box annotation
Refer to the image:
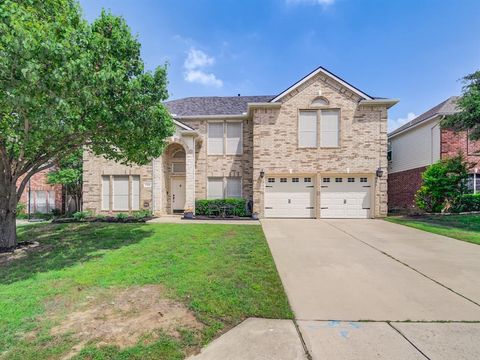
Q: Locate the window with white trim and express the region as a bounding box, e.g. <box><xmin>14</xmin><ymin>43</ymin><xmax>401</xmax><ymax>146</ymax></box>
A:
<box><xmin>102</xmin><ymin>175</ymin><xmax>140</xmax><ymax>211</ymax></box>
<box><xmin>304</xmin><ymin>177</ymin><xmax>312</xmax><ymax>183</ymax></box>
<box><xmin>292</xmin><ymin>178</ymin><xmax>299</xmax><ymax>183</ymax></box>
<box><xmin>348</xmin><ymin>177</ymin><xmax>355</xmax><ymax>183</ymax></box>
<box><xmin>335</xmin><ymin>177</ymin><xmax>343</xmax><ymax>183</ymax></box>
<box><xmin>320</xmin><ymin>110</ymin><xmax>339</xmax><ymax>147</ymax></box>
<box><xmin>360</xmin><ymin>177</ymin><xmax>368</xmax><ymax>183</ymax></box>
<box><xmin>323</xmin><ymin>178</ymin><xmax>330</xmax><ymax>183</ymax></box>
<box><xmin>298</xmin><ymin>111</ymin><xmax>317</xmax><ymax>148</ymax></box>
<box><xmin>268</xmin><ymin>178</ymin><xmax>275</xmax><ymax>183</ymax></box>
<box><xmin>208</xmin><ymin>121</ymin><xmax>243</xmax><ymax>155</ymax></box>
<box><xmin>280</xmin><ymin>178</ymin><xmax>287</xmax><ymax>183</ymax></box>
<box><xmin>207</xmin><ymin>177</ymin><xmax>243</xmax><ymax>199</ymax></box>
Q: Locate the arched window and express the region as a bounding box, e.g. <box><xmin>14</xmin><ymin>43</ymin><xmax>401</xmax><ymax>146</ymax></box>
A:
<box><xmin>311</xmin><ymin>97</ymin><xmax>329</xmax><ymax>107</ymax></box>
<box><xmin>172</xmin><ymin>149</ymin><xmax>185</xmax><ymax>159</ymax></box>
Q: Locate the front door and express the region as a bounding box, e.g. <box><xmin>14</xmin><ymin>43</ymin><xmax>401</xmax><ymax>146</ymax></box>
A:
<box><xmin>171</xmin><ymin>177</ymin><xmax>186</xmax><ymax>213</ymax></box>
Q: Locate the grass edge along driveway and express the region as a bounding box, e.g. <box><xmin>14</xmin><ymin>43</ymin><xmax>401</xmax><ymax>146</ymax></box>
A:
<box><xmin>385</xmin><ymin>214</ymin><xmax>480</xmax><ymax>245</ymax></box>
<box><xmin>0</xmin><ymin>222</ymin><xmax>292</xmax><ymax>360</ymax></box>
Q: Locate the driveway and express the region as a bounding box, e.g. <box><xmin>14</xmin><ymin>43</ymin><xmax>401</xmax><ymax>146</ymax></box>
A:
<box><xmin>262</xmin><ymin>219</ymin><xmax>480</xmax><ymax>360</ymax></box>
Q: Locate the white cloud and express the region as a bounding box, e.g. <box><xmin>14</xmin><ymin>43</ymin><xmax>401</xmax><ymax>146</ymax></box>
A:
<box><xmin>286</xmin><ymin>0</ymin><xmax>336</xmax><ymax>6</ymax></box>
<box><xmin>388</xmin><ymin>112</ymin><xmax>417</xmax><ymax>132</ymax></box>
<box><xmin>183</xmin><ymin>48</ymin><xmax>223</xmax><ymax>87</ymax></box>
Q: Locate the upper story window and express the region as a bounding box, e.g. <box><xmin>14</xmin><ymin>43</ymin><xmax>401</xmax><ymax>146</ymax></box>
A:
<box><xmin>311</xmin><ymin>97</ymin><xmax>329</xmax><ymax>107</ymax></box>
<box><xmin>298</xmin><ymin>110</ymin><xmax>340</xmax><ymax>148</ymax></box>
<box><xmin>208</xmin><ymin>121</ymin><xmax>243</xmax><ymax>155</ymax></box>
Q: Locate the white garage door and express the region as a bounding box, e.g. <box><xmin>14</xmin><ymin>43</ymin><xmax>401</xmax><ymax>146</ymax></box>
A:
<box><xmin>264</xmin><ymin>176</ymin><xmax>315</xmax><ymax>218</ymax></box>
<box><xmin>320</xmin><ymin>176</ymin><xmax>371</xmax><ymax>218</ymax></box>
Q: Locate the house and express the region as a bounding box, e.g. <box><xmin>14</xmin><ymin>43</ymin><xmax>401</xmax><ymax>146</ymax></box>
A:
<box><xmin>82</xmin><ymin>66</ymin><xmax>398</xmax><ymax>219</ymax></box>
<box><xmin>388</xmin><ymin>96</ymin><xmax>480</xmax><ymax>211</ymax></box>
<box><xmin>17</xmin><ymin>169</ymin><xmax>63</xmax><ymax>214</ymax></box>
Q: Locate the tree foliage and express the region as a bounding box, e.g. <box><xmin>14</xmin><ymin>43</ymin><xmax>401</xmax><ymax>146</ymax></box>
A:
<box><xmin>441</xmin><ymin>71</ymin><xmax>480</xmax><ymax>139</ymax></box>
<box><xmin>415</xmin><ymin>155</ymin><xmax>470</xmax><ymax>213</ymax></box>
<box><xmin>0</xmin><ymin>0</ymin><xmax>175</xmax><ymax>248</ymax></box>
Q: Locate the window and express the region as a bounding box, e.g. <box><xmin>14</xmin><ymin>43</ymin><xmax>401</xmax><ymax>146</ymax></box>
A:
<box><xmin>360</xmin><ymin>177</ymin><xmax>368</xmax><ymax>183</ymax></box>
<box><xmin>304</xmin><ymin>177</ymin><xmax>311</xmax><ymax>183</ymax></box>
<box><xmin>268</xmin><ymin>178</ymin><xmax>275</xmax><ymax>183</ymax></box>
<box><xmin>208</xmin><ymin>122</ymin><xmax>224</xmax><ymax>155</ymax></box>
<box><xmin>335</xmin><ymin>178</ymin><xmax>343</xmax><ymax>183</ymax></box>
<box><xmin>320</xmin><ymin>110</ymin><xmax>339</xmax><ymax>147</ymax></box>
<box><xmin>48</xmin><ymin>191</ymin><xmax>55</xmax><ymax>210</ymax></box>
<box><xmin>226</xmin><ymin>177</ymin><xmax>242</xmax><ymax>198</ymax></box>
<box><xmin>323</xmin><ymin>178</ymin><xmax>330</xmax><ymax>183</ymax></box>
<box><xmin>387</xmin><ymin>142</ymin><xmax>392</xmax><ymax>162</ymax></box>
<box><xmin>103</xmin><ymin>175</ymin><xmax>140</xmax><ymax>211</ymax></box>
<box><xmin>298</xmin><ymin>111</ymin><xmax>317</xmax><ymax>148</ymax></box>
<box><xmin>226</xmin><ymin>122</ymin><xmax>242</xmax><ymax>155</ymax></box>
<box><xmin>208</xmin><ymin>121</ymin><xmax>243</xmax><ymax>155</ymax></box>
<box><xmin>207</xmin><ymin>177</ymin><xmax>224</xmax><ymax>199</ymax></box>
<box><xmin>36</xmin><ymin>191</ymin><xmax>47</xmax><ymax>213</ymax></box>
<box><xmin>102</xmin><ymin>176</ymin><xmax>110</xmax><ymax>210</ymax></box>
<box><xmin>280</xmin><ymin>178</ymin><xmax>287</xmax><ymax>183</ymax></box>
<box><xmin>292</xmin><ymin>178</ymin><xmax>299</xmax><ymax>183</ymax></box>
<box><xmin>467</xmin><ymin>173</ymin><xmax>480</xmax><ymax>193</ymax></box>
<box><xmin>207</xmin><ymin>177</ymin><xmax>243</xmax><ymax>199</ymax></box>
<box><xmin>348</xmin><ymin>177</ymin><xmax>355</xmax><ymax>183</ymax></box>
<box><xmin>311</xmin><ymin>97</ymin><xmax>329</xmax><ymax>107</ymax></box>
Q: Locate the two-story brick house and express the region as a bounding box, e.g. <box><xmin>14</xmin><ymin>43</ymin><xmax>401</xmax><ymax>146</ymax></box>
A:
<box><xmin>388</xmin><ymin>96</ymin><xmax>480</xmax><ymax>211</ymax></box>
<box><xmin>83</xmin><ymin>66</ymin><xmax>398</xmax><ymax>218</ymax></box>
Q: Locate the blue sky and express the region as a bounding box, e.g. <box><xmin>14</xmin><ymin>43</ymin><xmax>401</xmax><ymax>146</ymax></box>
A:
<box><xmin>79</xmin><ymin>0</ymin><xmax>480</xmax><ymax>131</ymax></box>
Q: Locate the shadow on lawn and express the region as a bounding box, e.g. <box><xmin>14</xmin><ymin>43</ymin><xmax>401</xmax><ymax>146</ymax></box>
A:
<box><xmin>0</xmin><ymin>223</ymin><xmax>154</xmax><ymax>285</ymax></box>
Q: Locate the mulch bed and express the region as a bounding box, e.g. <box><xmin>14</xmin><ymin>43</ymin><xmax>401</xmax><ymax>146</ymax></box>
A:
<box><xmin>52</xmin><ymin>216</ymin><xmax>155</xmax><ymax>224</ymax></box>
<box><xmin>185</xmin><ymin>215</ymin><xmax>256</xmax><ymax>221</ymax></box>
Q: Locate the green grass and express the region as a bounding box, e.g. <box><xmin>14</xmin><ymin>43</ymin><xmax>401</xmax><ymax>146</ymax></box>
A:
<box><xmin>386</xmin><ymin>214</ymin><xmax>480</xmax><ymax>245</ymax></box>
<box><xmin>0</xmin><ymin>223</ymin><xmax>292</xmax><ymax>359</ymax></box>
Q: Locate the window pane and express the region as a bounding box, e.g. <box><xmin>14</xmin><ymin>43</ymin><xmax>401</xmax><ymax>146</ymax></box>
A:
<box><xmin>207</xmin><ymin>177</ymin><xmax>224</xmax><ymax>199</ymax></box>
<box><xmin>208</xmin><ymin>122</ymin><xmax>224</xmax><ymax>155</ymax></box>
<box><xmin>298</xmin><ymin>111</ymin><xmax>317</xmax><ymax>148</ymax></box>
<box><xmin>226</xmin><ymin>177</ymin><xmax>242</xmax><ymax>198</ymax></box>
<box><xmin>36</xmin><ymin>191</ymin><xmax>47</xmax><ymax>213</ymax></box>
<box><xmin>131</xmin><ymin>175</ymin><xmax>140</xmax><ymax>210</ymax></box>
<box><xmin>113</xmin><ymin>175</ymin><xmax>129</xmax><ymax>210</ymax></box>
<box><xmin>102</xmin><ymin>176</ymin><xmax>110</xmax><ymax>210</ymax></box>
<box><xmin>226</xmin><ymin>122</ymin><xmax>242</xmax><ymax>155</ymax></box>
<box><xmin>320</xmin><ymin>110</ymin><xmax>339</xmax><ymax>147</ymax></box>
<box><xmin>48</xmin><ymin>191</ymin><xmax>56</xmax><ymax>210</ymax></box>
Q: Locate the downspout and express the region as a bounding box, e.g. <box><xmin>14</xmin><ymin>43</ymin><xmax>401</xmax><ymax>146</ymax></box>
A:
<box><xmin>152</xmin><ymin>159</ymin><xmax>156</xmax><ymax>214</ymax></box>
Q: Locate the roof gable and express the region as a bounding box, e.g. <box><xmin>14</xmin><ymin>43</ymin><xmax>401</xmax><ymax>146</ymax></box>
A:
<box><xmin>270</xmin><ymin>66</ymin><xmax>373</xmax><ymax>102</ymax></box>
<box><xmin>389</xmin><ymin>96</ymin><xmax>459</xmax><ymax>137</ymax></box>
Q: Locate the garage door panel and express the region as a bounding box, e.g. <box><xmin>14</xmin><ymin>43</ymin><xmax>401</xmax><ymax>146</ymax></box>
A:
<box><xmin>265</xmin><ymin>177</ymin><xmax>315</xmax><ymax>218</ymax></box>
<box><xmin>320</xmin><ymin>177</ymin><xmax>371</xmax><ymax>219</ymax></box>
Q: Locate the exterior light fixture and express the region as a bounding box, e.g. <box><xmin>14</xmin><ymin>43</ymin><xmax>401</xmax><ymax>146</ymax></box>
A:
<box><xmin>376</xmin><ymin>167</ymin><xmax>384</xmax><ymax>178</ymax></box>
<box><xmin>260</xmin><ymin>169</ymin><xmax>265</xmax><ymax>178</ymax></box>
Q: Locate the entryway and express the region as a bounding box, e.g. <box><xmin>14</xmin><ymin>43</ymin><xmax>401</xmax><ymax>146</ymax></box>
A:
<box><xmin>171</xmin><ymin>177</ymin><xmax>186</xmax><ymax>213</ymax></box>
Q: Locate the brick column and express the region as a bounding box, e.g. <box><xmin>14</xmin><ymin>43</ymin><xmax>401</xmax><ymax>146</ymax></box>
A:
<box><xmin>185</xmin><ymin>141</ymin><xmax>196</xmax><ymax>213</ymax></box>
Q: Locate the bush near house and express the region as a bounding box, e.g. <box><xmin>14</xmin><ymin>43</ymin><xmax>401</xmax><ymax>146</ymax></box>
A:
<box><xmin>452</xmin><ymin>194</ymin><xmax>480</xmax><ymax>213</ymax></box>
<box><xmin>415</xmin><ymin>155</ymin><xmax>470</xmax><ymax>213</ymax></box>
<box><xmin>195</xmin><ymin>199</ymin><xmax>249</xmax><ymax>217</ymax></box>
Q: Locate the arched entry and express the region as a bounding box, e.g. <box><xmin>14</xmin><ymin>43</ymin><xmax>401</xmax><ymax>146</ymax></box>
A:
<box><xmin>164</xmin><ymin>143</ymin><xmax>187</xmax><ymax>213</ymax></box>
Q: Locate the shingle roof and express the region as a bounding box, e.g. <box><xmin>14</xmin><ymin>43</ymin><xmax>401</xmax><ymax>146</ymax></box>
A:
<box><xmin>164</xmin><ymin>96</ymin><xmax>275</xmax><ymax>117</ymax></box>
<box><xmin>389</xmin><ymin>96</ymin><xmax>460</xmax><ymax>137</ymax></box>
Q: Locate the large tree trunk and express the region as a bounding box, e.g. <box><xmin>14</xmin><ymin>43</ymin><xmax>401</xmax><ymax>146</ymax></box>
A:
<box><xmin>0</xmin><ymin>181</ymin><xmax>18</xmax><ymax>251</ymax></box>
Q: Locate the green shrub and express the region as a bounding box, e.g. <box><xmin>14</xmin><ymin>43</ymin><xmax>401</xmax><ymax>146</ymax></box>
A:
<box><xmin>195</xmin><ymin>198</ymin><xmax>248</xmax><ymax>217</ymax></box>
<box><xmin>415</xmin><ymin>155</ymin><xmax>469</xmax><ymax>213</ymax></box>
<box><xmin>16</xmin><ymin>202</ymin><xmax>26</xmax><ymax>214</ymax></box>
<box><xmin>73</xmin><ymin>211</ymin><xmax>90</xmax><ymax>221</ymax></box>
<box><xmin>451</xmin><ymin>194</ymin><xmax>480</xmax><ymax>213</ymax></box>
<box><xmin>132</xmin><ymin>210</ymin><xmax>153</xmax><ymax>219</ymax></box>
<box><xmin>116</xmin><ymin>212</ymin><xmax>129</xmax><ymax>220</ymax></box>
<box><xmin>51</xmin><ymin>208</ymin><xmax>62</xmax><ymax>217</ymax></box>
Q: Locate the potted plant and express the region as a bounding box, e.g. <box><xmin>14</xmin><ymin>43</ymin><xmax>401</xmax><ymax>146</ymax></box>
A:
<box><xmin>184</xmin><ymin>207</ymin><xmax>194</xmax><ymax>219</ymax></box>
<box><xmin>251</xmin><ymin>212</ymin><xmax>259</xmax><ymax>220</ymax></box>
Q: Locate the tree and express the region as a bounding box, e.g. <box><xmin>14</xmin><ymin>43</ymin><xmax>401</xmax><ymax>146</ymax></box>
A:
<box><xmin>441</xmin><ymin>70</ymin><xmax>480</xmax><ymax>139</ymax></box>
<box><xmin>415</xmin><ymin>155</ymin><xmax>470</xmax><ymax>213</ymax></box>
<box><xmin>0</xmin><ymin>0</ymin><xmax>175</xmax><ymax>250</ymax></box>
<box><xmin>47</xmin><ymin>150</ymin><xmax>83</xmax><ymax>213</ymax></box>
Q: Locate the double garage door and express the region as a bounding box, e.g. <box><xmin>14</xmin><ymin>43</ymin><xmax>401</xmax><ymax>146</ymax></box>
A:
<box><xmin>264</xmin><ymin>176</ymin><xmax>371</xmax><ymax>219</ymax></box>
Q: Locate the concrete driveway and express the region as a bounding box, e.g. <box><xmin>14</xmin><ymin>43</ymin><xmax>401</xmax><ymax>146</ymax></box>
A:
<box><xmin>262</xmin><ymin>219</ymin><xmax>480</xmax><ymax>360</ymax></box>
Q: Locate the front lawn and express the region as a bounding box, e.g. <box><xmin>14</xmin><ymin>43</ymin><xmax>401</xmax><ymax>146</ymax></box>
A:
<box><xmin>386</xmin><ymin>214</ymin><xmax>480</xmax><ymax>245</ymax></box>
<box><xmin>0</xmin><ymin>223</ymin><xmax>292</xmax><ymax>359</ymax></box>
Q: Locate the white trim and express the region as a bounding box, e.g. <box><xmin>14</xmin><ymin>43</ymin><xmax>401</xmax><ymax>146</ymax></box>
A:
<box><xmin>359</xmin><ymin>99</ymin><xmax>399</xmax><ymax>109</ymax></box>
<box><xmin>173</xmin><ymin>119</ymin><xmax>195</xmax><ymax>131</ymax></box>
<box><xmin>270</xmin><ymin>67</ymin><xmax>373</xmax><ymax>103</ymax></box>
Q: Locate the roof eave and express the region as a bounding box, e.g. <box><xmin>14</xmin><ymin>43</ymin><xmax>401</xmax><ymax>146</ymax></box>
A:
<box><xmin>359</xmin><ymin>99</ymin><xmax>400</xmax><ymax>109</ymax></box>
<box><xmin>388</xmin><ymin>114</ymin><xmax>441</xmax><ymax>139</ymax></box>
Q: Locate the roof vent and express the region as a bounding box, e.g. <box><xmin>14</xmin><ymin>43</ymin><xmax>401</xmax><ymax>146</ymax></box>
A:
<box><xmin>237</xmin><ymin>93</ymin><xmax>241</xmax><ymax>97</ymax></box>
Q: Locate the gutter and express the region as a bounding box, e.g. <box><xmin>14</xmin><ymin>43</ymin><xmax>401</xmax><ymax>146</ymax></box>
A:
<box><xmin>359</xmin><ymin>99</ymin><xmax>399</xmax><ymax>109</ymax></box>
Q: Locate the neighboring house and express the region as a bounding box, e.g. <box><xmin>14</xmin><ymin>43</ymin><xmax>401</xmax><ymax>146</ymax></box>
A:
<box><xmin>388</xmin><ymin>96</ymin><xmax>480</xmax><ymax>211</ymax></box>
<box><xmin>83</xmin><ymin>66</ymin><xmax>398</xmax><ymax>219</ymax></box>
<box><xmin>17</xmin><ymin>169</ymin><xmax>63</xmax><ymax>214</ymax></box>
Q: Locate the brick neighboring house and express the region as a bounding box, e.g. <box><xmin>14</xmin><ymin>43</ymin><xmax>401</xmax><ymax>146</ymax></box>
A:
<box><xmin>17</xmin><ymin>169</ymin><xmax>63</xmax><ymax>214</ymax></box>
<box><xmin>83</xmin><ymin>66</ymin><xmax>398</xmax><ymax>219</ymax></box>
<box><xmin>388</xmin><ymin>96</ymin><xmax>480</xmax><ymax>212</ymax></box>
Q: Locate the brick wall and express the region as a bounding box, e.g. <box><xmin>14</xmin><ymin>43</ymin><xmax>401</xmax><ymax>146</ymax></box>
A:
<box><xmin>441</xmin><ymin>129</ymin><xmax>480</xmax><ymax>168</ymax></box>
<box><xmin>17</xmin><ymin>169</ymin><xmax>63</xmax><ymax>213</ymax></box>
<box><xmin>387</xmin><ymin>166</ymin><xmax>425</xmax><ymax>211</ymax></box>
